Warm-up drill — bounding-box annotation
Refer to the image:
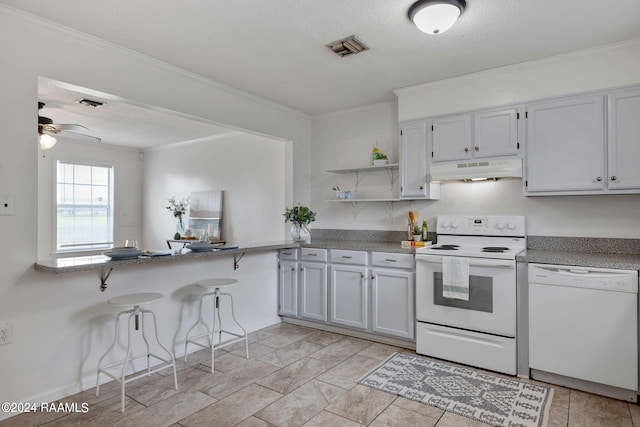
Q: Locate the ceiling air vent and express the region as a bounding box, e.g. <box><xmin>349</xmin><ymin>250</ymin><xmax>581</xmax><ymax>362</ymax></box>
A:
<box><xmin>77</xmin><ymin>98</ymin><xmax>105</xmax><ymax>108</ymax></box>
<box><xmin>326</xmin><ymin>35</ymin><xmax>368</xmax><ymax>57</ymax></box>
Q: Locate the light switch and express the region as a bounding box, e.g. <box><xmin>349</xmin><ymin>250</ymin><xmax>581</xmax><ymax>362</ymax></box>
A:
<box><xmin>0</xmin><ymin>195</ymin><xmax>15</xmax><ymax>215</ymax></box>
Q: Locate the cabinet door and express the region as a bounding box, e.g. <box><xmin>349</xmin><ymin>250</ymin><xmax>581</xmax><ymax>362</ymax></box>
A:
<box><xmin>432</xmin><ymin>114</ymin><xmax>472</xmax><ymax>162</ymax></box>
<box><xmin>330</xmin><ymin>265</ymin><xmax>368</xmax><ymax>330</ymax></box>
<box><xmin>300</xmin><ymin>262</ymin><xmax>328</xmax><ymax>322</ymax></box>
<box><xmin>526</xmin><ymin>95</ymin><xmax>606</xmax><ymax>193</ymax></box>
<box><xmin>399</xmin><ymin>121</ymin><xmax>428</xmax><ymax>198</ymax></box>
<box><xmin>278</xmin><ymin>260</ymin><xmax>298</xmax><ymax>317</ymax></box>
<box><xmin>371</xmin><ymin>268</ymin><xmax>414</xmax><ymax>339</ymax></box>
<box><xmin>473</xmin><ymin>107</ymin><xmax>519</xmax><ymax>158</ymax></box>
<box><xmin>608</xmin><ymin>89</ymin><xmax>640</xmax><ymax>190</ymax></box>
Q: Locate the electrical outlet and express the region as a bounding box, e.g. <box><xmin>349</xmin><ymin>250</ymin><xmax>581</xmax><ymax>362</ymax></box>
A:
<box><xmin>0</xmin><ymin>324</ymin><xmax>11</xmax><ymax>345</ymax></box>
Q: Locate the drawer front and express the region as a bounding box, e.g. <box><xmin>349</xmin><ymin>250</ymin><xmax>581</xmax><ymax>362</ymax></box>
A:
<box><xmin>279</xmin><ymin>249</ymin><xmax>298</xmax><ymax>260</ymax></box>
<box><xmin>331</xmin><ymin>249</ymin><xmax>368</xmax><ymax>265</ymax></box>
<box><xmin>301</xmin><ymin>248</ymin><xmax>328</xmax><ymax>262</ymax></box>
<box><xmin>371</xmin><ymin>252</ymin><xmax>414</xmax><ymax>269</ymax></box>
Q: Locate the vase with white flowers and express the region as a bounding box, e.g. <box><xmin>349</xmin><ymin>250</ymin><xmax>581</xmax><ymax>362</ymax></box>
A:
<box><xmin>166</xmin><ymin>196</ymin><xmax>189</xmax><ymax>238</ymax></box>
<box><xmin>283</xmin><ymin>204</ymin><xmax>316</xmax><ymax>242</ymax></box>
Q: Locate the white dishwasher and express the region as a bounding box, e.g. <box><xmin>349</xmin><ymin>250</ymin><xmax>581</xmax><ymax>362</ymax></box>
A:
<box><xmin>528</xmin><ymin>263</ymin><xmax>638</xmax><ymax>402</ymax></box>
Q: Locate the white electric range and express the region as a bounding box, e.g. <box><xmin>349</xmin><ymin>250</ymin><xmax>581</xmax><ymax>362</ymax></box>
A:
<box><xmin>415</xmin><ymin>215</ymin><xmax>526</xmax><ymax>375</ymax></box>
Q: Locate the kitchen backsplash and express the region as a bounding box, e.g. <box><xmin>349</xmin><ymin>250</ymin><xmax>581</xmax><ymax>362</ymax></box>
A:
<box><xmin>312</xmin><ymin>228</ymin><xmax>436</xmax><ymax>243</ymax></box>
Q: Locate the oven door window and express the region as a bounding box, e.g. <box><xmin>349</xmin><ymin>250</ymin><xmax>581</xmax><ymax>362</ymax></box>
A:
<box><xmin>433</xmin><ymin>272</ymin><xmax>493</xmax><ymax>313</ymax></box>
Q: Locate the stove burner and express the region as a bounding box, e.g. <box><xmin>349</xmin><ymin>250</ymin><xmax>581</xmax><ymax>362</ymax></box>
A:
<box><xmin>482</xmin><ymin>246</ymin><xmax>510</xmax><ymax>253</ymax></box>
<box><xmin>431</xmin><ymin>244</ymin><xmax>460</xmax><ymax>250</ymax></box>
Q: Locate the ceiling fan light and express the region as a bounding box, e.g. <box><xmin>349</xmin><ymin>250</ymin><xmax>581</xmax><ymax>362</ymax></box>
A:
<box><xmin>39</xmin><ymin>133</ymin><xmax>57</xmax><ymax>149</ymax></box>
<box><xmin>409</xmin><ymin>0</ymin><xmax>466</xmax><ymax>35</ymax></box>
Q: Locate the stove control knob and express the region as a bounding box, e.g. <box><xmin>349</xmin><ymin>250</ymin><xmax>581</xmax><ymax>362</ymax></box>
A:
<box><xmin>451</xmin><ymin>222</ymin><xmax>459</xmax><ymax>229</ymax></box>
<box><xmin>496</xmin><ymin>222</ymin><xmax>505</xmax><ymax>230</ymax></box>
<box><xmin>507</xmin><ymin>222</ymin><xmax>516</xmax><ymax>230</ymax></box>
<box><xmin>442</xmin><ymin>221</ymin><xmax>450</xmax><ymax>228</ymax></box>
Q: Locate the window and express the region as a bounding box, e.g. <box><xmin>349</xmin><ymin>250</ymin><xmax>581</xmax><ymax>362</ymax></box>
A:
<box><xmin>56</xmin><ymin>161</ymin><xmax>114</xmax><ymax>252</ymax></box>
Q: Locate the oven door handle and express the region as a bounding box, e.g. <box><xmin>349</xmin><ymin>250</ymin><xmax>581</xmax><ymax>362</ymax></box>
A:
<box><xmin>416</xmin><ymin>255</ymin><xmax>515</xmax><ymax>269</ymax></box>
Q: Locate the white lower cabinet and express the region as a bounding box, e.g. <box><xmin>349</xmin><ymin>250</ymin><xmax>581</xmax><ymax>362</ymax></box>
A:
<box><xmin>300</xmin><ymin>261</ymin><xmax>328</xmax><ymax>322</ymax></box>
<box><xmin>278</xmin><ymin>259</ymin><xmax>298</xmax><ymax>317</ymax></box>
<box><xmin>330</xmin><ymin>264</ymin><xmax>369</xmax><ymax>330</ymax></box>
<box><xmin>371</xmin><ymin>267</ymin><xmax>414</xmax><ymax>339</ymax></box>
<box><xmin>279</xmin><ymin>248</ymin><xmax>415</xmax><ymax>342</ymax></box>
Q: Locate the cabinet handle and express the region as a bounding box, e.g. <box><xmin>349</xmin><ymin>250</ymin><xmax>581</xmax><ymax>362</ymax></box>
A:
<box><xmin>360</xmin><ymin>273</ymin><xmax>365</xmax><ymax>278</ymax></box>
<box><xmin>464</xmin><ymin>147</ymin><xmax>469</xmax><ymax>152</ymax></box>
<box><xmin>419</xmin><ymin>185</ymin><xmax>423</xmax><ymax>190</ymax></box>
<box><xmin>596</xmin><ymin>177</ymin><xmax>603</xmax><ymax>182</ymax></box>
<box><xmin>384</xmin><ymin>259</ymin><xmax>397</xmax><ymax>262</ymax></box>
<box><xmin>282</xmin><ymin>252</ymin><xmax>291</xmax><ymax>255</ymax></box>
<box><xmin>611</xmin><ymin>176</ymin><xmax>617</xmax><ymax>181</ymax></box>
<box><xmin>342</xmin><ymin>256</ymin><xmax>352</xmax><ymax>259</ymax></box>
<box><xmin>291</xmin><ymin>267</ymin><xmax>295</xmax><ymax>271</ymax></box>
<box><xmin>300</xmin><ymin>267</ymin><xmax>304</xmax><ymax>271</ymax></box>
<box><xmin>474</xmin><ymin>146</ymin><xmax>479</xmax><ymax>151</ymax></box>
<box><xmin>371</xmin><ymin>275</ymin><xmax>376</xmax><ymax>280</ymax></box>
<box><xmin>306</xmin><ymin>253</ymin><xmax>317</xmax><ymax>256</ymax></box>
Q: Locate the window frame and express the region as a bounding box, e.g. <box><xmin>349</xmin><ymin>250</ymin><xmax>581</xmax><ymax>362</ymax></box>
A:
<box><xmin>53</xmin><ymin>158</ymin><xmax>115</xmax><ymax>254</ymax></box>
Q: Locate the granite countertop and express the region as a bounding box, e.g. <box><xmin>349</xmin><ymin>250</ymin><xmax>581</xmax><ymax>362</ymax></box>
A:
<box><xmin>34</xmin><ymin>241</ymin><xmax>299</xmax><ymax>274</ymax></box>
<box><xmin>35</xmin><ymin>234</ymin><xmax>640</xmax><ymax>275</ymax></box>
<box><xmin>517</xmin><ymin>250</ymin><xmax>640</xmax><ymax>270</ymax></box>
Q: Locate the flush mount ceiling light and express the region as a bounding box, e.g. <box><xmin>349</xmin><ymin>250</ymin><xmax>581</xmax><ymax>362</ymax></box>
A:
<box><xmin>408</xmin><ymin>0</ymin><xmax>466</xmax><ymax>35</ymax></box>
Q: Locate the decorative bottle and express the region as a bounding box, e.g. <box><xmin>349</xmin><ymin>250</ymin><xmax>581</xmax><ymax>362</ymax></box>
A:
<box><xmin>422</xmin><ymin>219</ymin><xmax>428</xmax><ymax>241</ymax></box>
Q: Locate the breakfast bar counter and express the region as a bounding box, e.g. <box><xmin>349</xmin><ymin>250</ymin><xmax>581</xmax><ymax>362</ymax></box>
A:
<box><xmin>34</xmin><ymin>241</ymin><xmax>299</xmax><ymax>275</ymax></box>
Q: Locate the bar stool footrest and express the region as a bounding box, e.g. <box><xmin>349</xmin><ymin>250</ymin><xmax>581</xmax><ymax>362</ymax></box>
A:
<box><xmin>98</xmin><ymin>354</ymin><xmax>175</xmax><ymax>384</ymax></box>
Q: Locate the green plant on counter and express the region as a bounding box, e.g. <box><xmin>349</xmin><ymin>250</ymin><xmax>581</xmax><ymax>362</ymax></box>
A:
<box><xmin>373</xmin><ymin>152</ymin><xmax>388</xmax><ymax>160</ymax></box>
<box><xmin>413</xmin><ymin>225</ymin><xmax>422</xmax><ymax>235</ymax></box>
<box><xmin>283</xmin><ymin>204</ymin><xmax>317</xmax><ymax>226</ymax></box>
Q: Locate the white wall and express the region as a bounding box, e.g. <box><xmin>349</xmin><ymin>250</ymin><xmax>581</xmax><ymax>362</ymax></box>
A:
<box><xmin>395</xmin><ymin>38</ymin><xmax>640</xmax><ymax>121</ymax></box>
<box><xmin>143</xmin><ymin>133</ymin><xmax>287</xmax><ymax>249</ymax></box>
<box><xmin>0</xmin><ymin>5</ymin><xmax>307</xmax><ymax>414</ymax></box>
<box><xmin>311</xmin><ymin>39</ymin><xmax>640</xmax><ymax>238</ymax></box>
<box><xmin>311</xmin><ymin>102</ymin><xmax>403</xmax><ymax>230</ymax></box>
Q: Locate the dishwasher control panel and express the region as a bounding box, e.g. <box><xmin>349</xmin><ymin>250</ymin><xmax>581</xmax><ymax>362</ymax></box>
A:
<box><xmin>528</xmin><ymin>263</ymin><xmax>638</xmax><ymax>293</ymax></box>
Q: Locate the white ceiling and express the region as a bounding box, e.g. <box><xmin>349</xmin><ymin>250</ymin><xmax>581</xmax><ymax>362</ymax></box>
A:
<box><xmin>6</xmin><ymin>1</ymin><xmax>640</xmax><ymax>147</ymax></box>
<box><xmin>37</xmin><ymin>79</ymin><xmax>236</xmax><ymax>149</ymax></box>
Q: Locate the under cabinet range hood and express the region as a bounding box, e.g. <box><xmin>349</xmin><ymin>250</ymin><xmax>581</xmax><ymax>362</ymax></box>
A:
<box><xmin>430</xmin><ymin>158</ymin><xmax>522</xmax><ymax>182</ymax></box>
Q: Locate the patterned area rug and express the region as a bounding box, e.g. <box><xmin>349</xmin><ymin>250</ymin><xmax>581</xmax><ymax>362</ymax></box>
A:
<box><xmin>359</xmin><ymin>352</ymin><xmax>553</xmax><ymax>427</ymax></box>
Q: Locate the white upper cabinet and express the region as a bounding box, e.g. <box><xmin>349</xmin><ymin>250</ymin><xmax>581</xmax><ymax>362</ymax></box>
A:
<box><xmin>525</xmin><ymin>94</ymin><xmax>606</xmax><ymax>193</ymax></box>
<box><xmin>473</xmin><ymin>107</ymin><xmax>519</xmax><ymax>158</ymax></box>
<box><xmin>608</xmin><ymin>88</ymin><xmax>640</xmax><ymax>190</ymax></box>
<box><xmin>432</xmin><ymin>108</ymin><xmax>519</xmax><ymax>163</ymax></box>
<box><xmin>399</xmin><ymin>120</ymin><xmax>440</xmax><ymax>199</ymax></box>
<box><xmin>432</xmin><ymin>114</ymin><xmax>472</xmax><ymax>162</ymax></box>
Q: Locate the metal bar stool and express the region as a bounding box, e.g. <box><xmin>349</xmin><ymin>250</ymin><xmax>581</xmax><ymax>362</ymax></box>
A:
<box><xmin>96</xmin><ymin>292</ymin><xmax>178</xmax><ymax>412</ymax></box>
<box><xmin>184</xmin><ymin>278</ymin><xmax>248</xmax><ymax>372</ymax></box>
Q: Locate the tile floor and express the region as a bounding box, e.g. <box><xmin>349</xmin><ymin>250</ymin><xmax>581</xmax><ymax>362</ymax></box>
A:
<box><xmin>3</xmin><ymin>322</ymin><xmax>640</xmax><ymax>427</ymax></box>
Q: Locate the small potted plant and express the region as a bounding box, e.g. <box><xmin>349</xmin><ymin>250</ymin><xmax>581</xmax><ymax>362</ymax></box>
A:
<box><xmin>284</xmin><ymin>204</ymin><xmax>316</xmax><ymax>242</ymax></box>
<box><xmin>412</xmin><ymin>225</ymin><xmax>423</xmax><ymax>242</ymax></box>
<box><xmin>373</xmin><ymin>152</ymin><xmax>388</xmax><ymax>166</ymax></box>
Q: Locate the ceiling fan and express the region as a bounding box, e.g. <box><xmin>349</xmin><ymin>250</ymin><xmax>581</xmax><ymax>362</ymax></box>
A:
<box><xmin>38</xmin><ymin>101</ymin><xmax>102</xmax><ymax>149</ymax></box>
